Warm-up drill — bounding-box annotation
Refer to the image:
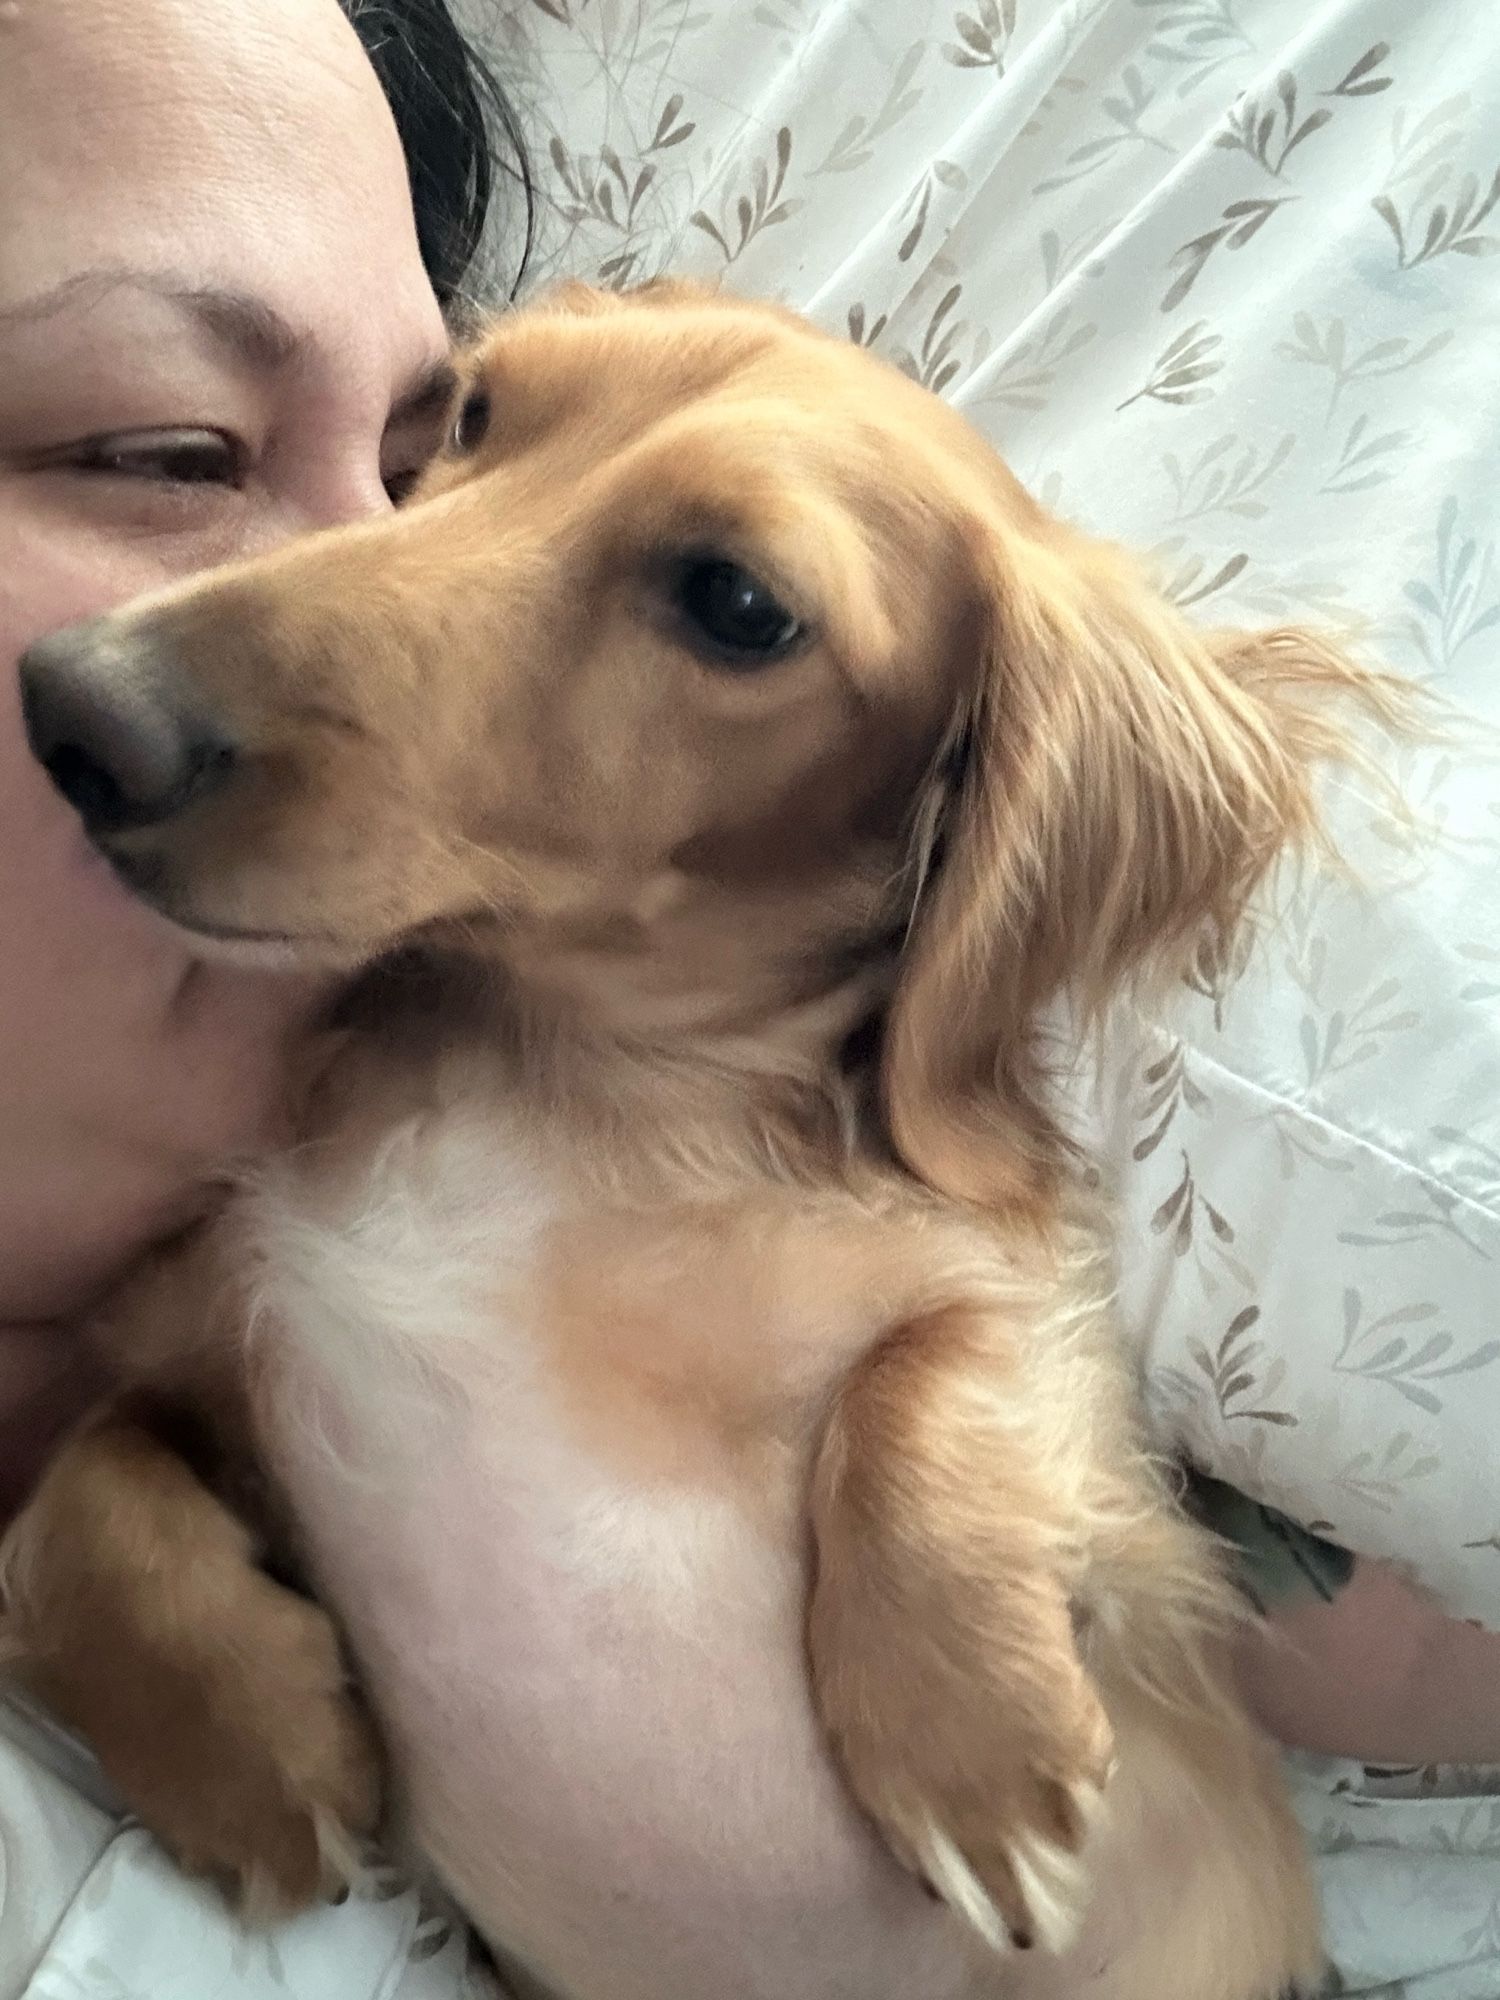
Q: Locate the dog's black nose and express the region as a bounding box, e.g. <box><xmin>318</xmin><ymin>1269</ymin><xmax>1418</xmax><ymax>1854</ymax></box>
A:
<box><xmin>19</xmin><ymin>622</ymin><xmax>237</xmax><ymax>837</ymax></box>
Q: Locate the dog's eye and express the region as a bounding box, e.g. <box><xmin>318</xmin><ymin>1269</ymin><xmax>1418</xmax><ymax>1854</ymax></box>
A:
<box><xmin>674</xmin><ymin>559</ymin><xmax>804</xmax><ymax>667</ymax></box>
<box><xmin>450</xmin><ymin>390</ymin><xmax>492</xmax><ymax>455</ymax></box>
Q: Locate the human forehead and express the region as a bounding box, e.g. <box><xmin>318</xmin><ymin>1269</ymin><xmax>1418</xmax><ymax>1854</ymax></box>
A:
<box><xmin>0</xmin><ymin>0</ymin><xmax>392</xmax><ymax>193</ymax></box>
<box><xmin>0</xmin><ymin>0</ymin><xmax>445</xmax><ymax>381</ymax></box>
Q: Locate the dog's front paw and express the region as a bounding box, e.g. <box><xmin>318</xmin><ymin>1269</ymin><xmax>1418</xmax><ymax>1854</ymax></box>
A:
<box><xmin>105</xmin><ymin>1573</ymin><xmax>382</xmax><ymax>1917</ymax></box>
<box><xmin>810</xmin><ymin>1569</ymin><xmax>1113</xmax><ymax>1957</ymax></box>
<box><xmin>901</xmin><ymin>1721</ymin><xmax>1111</xmax><ymax>1959</ymax></box>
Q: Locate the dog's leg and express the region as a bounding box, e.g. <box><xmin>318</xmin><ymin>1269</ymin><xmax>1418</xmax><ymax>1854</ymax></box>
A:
<box><xmin>807</xmin><ymin>1299</ymin><xmax>1117</xmax><ymax>1960</ymax></box>
<box><xmin>808</xmin><ymin>1295</ymin><xmax>1323</xmax><ymax>1998</ymax></box>
<box><xmin>0</xmin><ymin>1240</ymin><xmax>380</xmax><ymax>1915</ymax></box>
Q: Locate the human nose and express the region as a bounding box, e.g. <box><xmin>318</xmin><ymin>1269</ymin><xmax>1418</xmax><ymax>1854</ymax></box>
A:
<box><xmin>236</xmin><ymin>466</ymin><xmax>396</xmax><ymax>564</ymax></box>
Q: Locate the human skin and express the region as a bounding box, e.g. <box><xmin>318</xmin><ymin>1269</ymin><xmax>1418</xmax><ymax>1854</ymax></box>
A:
<box><xmin>0</xmin><ymin>0</ymin><xmax>448</xmax><ymax>1498</ymax></box>
<box><xmin>0</xmin><ymin>4</ymin><xmax>1495</xmax><ymax>1990</ymax></box>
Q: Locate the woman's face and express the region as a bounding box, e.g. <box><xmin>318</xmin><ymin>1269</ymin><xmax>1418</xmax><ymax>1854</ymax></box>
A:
<box><xmin>0</xmin><ymin>0</ymin><xmax>451</xmax><ymax>1319</ymax></box>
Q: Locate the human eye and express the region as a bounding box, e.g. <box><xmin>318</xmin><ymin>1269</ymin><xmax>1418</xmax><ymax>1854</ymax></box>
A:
<box><xmin>61</xmin><ymin>427</ymin><xmax>248</xmax><ymax>489</ymax></box>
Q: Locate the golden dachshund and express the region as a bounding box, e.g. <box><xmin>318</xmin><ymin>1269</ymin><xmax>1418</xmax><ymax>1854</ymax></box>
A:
<box><xmin>6</xmin><ymin>282</ymin><xmax>1395</xmax><ymax>1999</ymax></box>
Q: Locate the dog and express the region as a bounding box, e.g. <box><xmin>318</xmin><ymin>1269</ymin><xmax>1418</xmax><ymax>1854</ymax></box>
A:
<box><xmin>5</xmin><ymin>281</ymin><xmax>1392</xmax><ymax>1999</ymax></box>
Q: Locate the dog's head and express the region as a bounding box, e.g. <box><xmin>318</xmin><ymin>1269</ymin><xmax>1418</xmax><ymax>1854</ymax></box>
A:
<box><xmin>19</xmin><ymin>282</ymin><xmax>1371</xmax><ymax>1216</ymax></box>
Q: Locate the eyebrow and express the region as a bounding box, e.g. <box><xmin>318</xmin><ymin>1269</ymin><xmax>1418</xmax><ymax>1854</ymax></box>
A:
<box><xmin>0</xmin><ymin>264</ymin><xmax>456</xmax><ymax>425</ymax></box>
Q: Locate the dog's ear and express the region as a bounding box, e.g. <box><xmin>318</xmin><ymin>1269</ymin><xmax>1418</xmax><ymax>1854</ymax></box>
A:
<box><xmin>881</xmin><ymin>509</ymin><xmax>1373</xmax><ymax>1225</ymax></box>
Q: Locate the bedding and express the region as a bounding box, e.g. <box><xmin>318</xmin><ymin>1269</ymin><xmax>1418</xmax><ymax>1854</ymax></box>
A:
<box><xmin>0</xmin><ymin>1692</ymin><xmax>500</xmax><ymax>1998</ymax></box>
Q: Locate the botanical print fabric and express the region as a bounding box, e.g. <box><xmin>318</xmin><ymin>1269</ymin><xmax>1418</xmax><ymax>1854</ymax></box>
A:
<box><xmin>1286</xmin><ymin>1753</ymin><xmax>1500</xmax><ymax>1998</ymax></box>
<box><xmin>0</xmin><ymin>1696</ymin><xmax>503</xmax><ymax>2000</ymax></box>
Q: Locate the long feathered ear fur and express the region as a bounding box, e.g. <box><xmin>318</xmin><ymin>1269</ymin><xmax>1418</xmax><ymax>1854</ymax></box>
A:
<box><xmin>881</xmin><ymin>510</ymin><xmax>1396</xmax><ymax>1226</ymax></box>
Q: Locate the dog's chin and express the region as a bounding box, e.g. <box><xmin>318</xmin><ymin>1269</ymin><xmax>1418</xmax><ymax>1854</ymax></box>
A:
<box><xmin>150</xmin><ymin>899</ymin><xmax>366</xmax><ymax>973</ymax></box>
<box><xmin>163</xmin><ymin>916</ymin><xmax>347</xmax><ymax>975</ymax></box>
<box><xmin>99</xmin><ymin>847</ymin><xmax>371</xmax><ymax>974</ymax></box>
<box><xmin>161</xmin><ymin>896</ymin><xmax>453</xmax><ymax>979</ymax></box>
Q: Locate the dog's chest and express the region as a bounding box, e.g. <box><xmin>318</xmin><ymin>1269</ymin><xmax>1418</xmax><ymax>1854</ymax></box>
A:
<box><xmin>240</xmin><ymin>1083</ymin><xmax>918</xmax><ymax>1537</ymax></box>
<box><xmin>228</xmin><ymin>1086</ymin><xmax>1004</xmax><ymax>1994</ymax></box>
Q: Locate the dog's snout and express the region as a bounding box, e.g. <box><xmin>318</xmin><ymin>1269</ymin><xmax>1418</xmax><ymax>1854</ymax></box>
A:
<box><xmin>19</xmin><ymin>622</ymin><xmax>238</xmax><ymax>838</ymax></box>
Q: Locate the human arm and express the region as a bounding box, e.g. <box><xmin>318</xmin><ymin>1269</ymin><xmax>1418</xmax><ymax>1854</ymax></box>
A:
<box><xmin>1242</xmin><ymin>1557</ymin><xmax>1500</xmax><ymax>1769</ymax></box>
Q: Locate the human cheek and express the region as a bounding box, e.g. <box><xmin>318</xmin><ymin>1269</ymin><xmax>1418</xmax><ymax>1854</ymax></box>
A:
<box><xmin>0</xmin><ymin>504</ymin><xmax>208</xmax><ymax>657</ymax></box>
<box><xmin>0</xmin><ymin>516</ymin><xmax>170</xmax><ymax>893</ymax></box>
<box><xmin>0</xmin><ymin>509</ymin><xmax>199</xmax><ymax>944</ymax></box>
<box><xmin>0</xmin><ymin>614</ymin><xmax>155</xmax><ymax>953</ymax></box>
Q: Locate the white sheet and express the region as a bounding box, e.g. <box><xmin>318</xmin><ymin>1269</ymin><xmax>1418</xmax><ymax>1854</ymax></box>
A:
<box><xmin>0</xmin><ymin>1691</ymin><xmax>502</xmax><ymax>2000</ymax></box>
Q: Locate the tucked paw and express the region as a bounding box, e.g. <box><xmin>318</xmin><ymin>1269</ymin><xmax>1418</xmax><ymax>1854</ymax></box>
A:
<box><xmin>904</xmin><ymin>1756</ymin><xmax>1111</xmax><ymax>1957</ymax></box>
<box><xmin>104</xmin><ymin>1575</ymin><xmax>382</xmax><ymax>1917</ymax></box>
<box><xmin>811</xmin><ymin>1577</ymin><xmax>1114</xmax><ymax>1957</ymax></box>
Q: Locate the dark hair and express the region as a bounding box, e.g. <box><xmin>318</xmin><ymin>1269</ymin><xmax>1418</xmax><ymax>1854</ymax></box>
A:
<box><xmin>340</xmin><ymin>0</ymin><xmax>534</xmax><ymax>309</ymax></box>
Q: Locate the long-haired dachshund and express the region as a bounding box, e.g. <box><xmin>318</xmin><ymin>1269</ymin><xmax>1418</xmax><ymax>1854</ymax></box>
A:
<box><xmin>6</xmin><ymin>282</ymin><xmax>1393</xmax><ymax>1999</ymax></box>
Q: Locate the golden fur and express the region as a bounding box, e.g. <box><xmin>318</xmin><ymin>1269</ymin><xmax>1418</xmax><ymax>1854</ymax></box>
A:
<box><xmin>3</xmin><ymin>281</ymin><xmax>1399</xmax><ymax>1996</ymax></box>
